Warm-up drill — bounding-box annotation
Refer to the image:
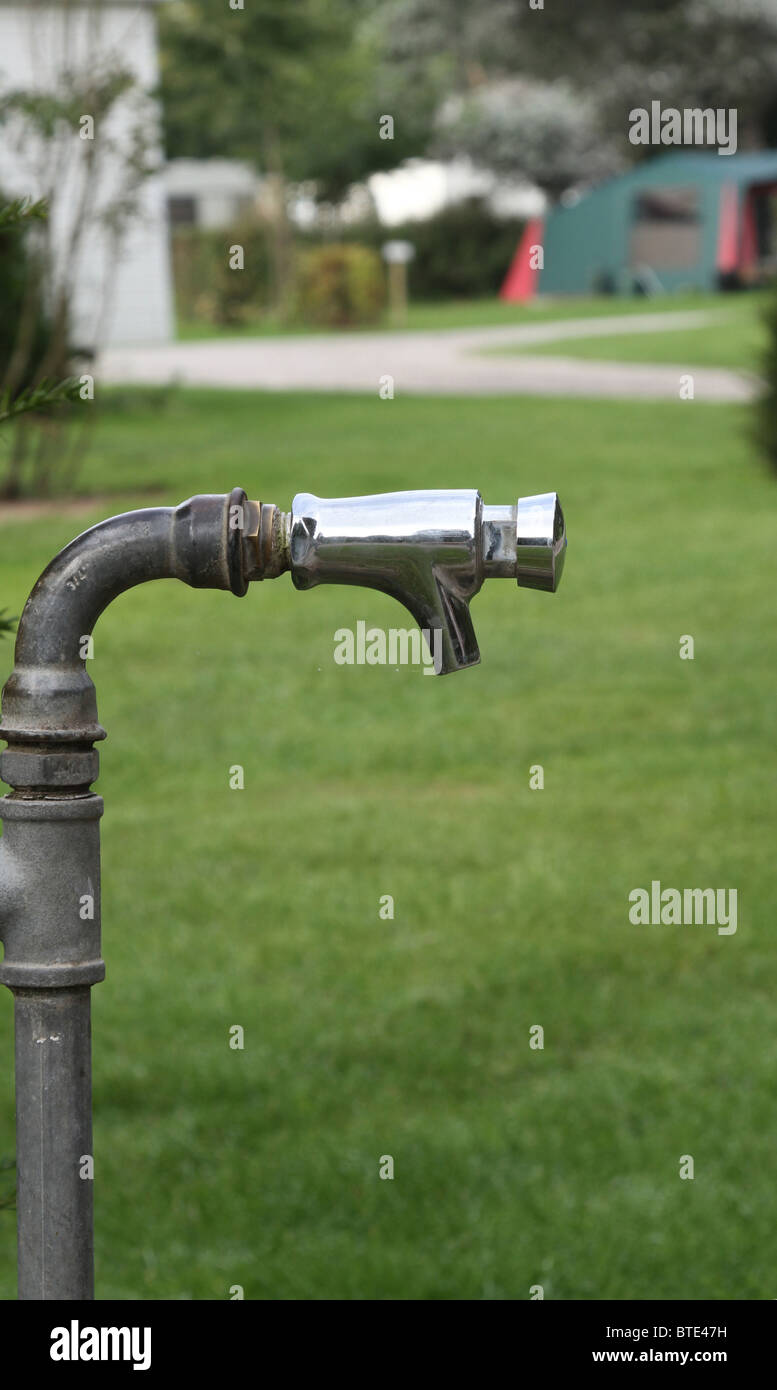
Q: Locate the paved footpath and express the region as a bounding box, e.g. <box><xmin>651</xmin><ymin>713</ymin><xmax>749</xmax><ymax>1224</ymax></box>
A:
<box><xmin>99</xmin><ymin>310</ymin><xmax>757</xmax><ymax>403</ymax></box>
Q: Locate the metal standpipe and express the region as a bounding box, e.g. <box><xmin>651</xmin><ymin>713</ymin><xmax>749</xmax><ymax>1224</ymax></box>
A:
<box><xmin>0</xmin><ymin>485</ymin><xmax>566</xmax><ymax>1299</ymax></box>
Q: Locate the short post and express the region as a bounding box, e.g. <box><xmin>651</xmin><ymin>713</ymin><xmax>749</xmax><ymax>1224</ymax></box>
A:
<box><xmin>381</xmin><ymin>239</ymin><xmax>415</xmax><ymax>325</ymax></box>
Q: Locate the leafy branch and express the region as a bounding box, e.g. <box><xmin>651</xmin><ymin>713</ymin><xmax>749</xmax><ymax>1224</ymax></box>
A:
<box><xmin>0</xmin><ymin>376</ymin><xmax>82</xmax><ymax>426</ymax></box>
<box><xmin>0</xmin><ymin>196</ymin><xmax>48</xmax><ymax>231</ymax></box>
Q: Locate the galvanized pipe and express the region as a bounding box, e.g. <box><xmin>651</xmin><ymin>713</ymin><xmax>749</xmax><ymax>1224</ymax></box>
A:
<box><xmin>0</xmin><ymin>485</ymin><xmax>566</xmax><ymax>1299</ymax></box>
<box><xmin>1</xmin><ymin>796</ymin><xmax>103</xmax><ymax>1299</ymax></box>
<box><xmin>0</xmin><ymin>491</ymin><xmax>248</xmax><ymax>1300</ymax></box>
<box><xmin>14</xmin><ymin>985</ymin><xmax>96</xmax><ymax>1300</ymax></box>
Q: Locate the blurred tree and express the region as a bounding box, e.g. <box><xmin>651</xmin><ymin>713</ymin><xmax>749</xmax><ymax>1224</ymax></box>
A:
<box><xmin>159</xmin><ymin>0</ymin><xmax>438</xmax><ymax>313</ymax></box>
<box><xmin>160</xmin><ymin>0</ymin><xmax>434</xmax><ymax>189</ymax></box>
<box><xmin>435</xmin><ymin>79</ymin><xmax>621</xmax><ymax>199</ymax></box>
<box><xmin>527</xmin><ymin>0</ymin><xmax>777</xmax><ymax>152</ymax></box>
<box><xmin>376</xmin><ymin>0</ymin><xmax>777</xmax><ymax>193</ymax></box>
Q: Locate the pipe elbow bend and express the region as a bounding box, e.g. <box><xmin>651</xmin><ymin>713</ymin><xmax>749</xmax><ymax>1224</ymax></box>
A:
<box><xmin>0</xmin><ymin>490</ymin><xmax>249</xmax><ymax>749</ymax></box>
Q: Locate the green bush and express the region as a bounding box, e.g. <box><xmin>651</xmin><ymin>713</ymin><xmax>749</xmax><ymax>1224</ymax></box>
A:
<box><xmin>294</xmin><ymin>243</ymin><xmax>385</xmax><ymax>327</ymax></box>
<box><xmin>756</xmin><ymin>286</ymin><xmax>777</xmax><ymax>475</ymax></box>
<box><xmin>0</xmin><ymin>195</ymin><xmax>83</xmax><ymax>502</ymax></box>
<box><xmin>172</xmin><ymin>220</ymin><xmax>272</xmax><ymax>326</ymax></box>
<box><xmin>303</xmin><ymin>198</ymin><xmax>525</xmax><ymax>302</ymax></box>
<box><xmin>0</xmin><ymin>198</ymin><xmax>49</xmax><ymax>390</ymax></box>
<box><xmin>399</xmin><ymin>199</ymin><xmax>525</xmax><ymax>301</ymax></box>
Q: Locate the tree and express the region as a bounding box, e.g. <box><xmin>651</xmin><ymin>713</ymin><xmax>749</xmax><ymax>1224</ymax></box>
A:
<box><xmin>434</xmin><ymin>78</ymin><xmax>623</xmax><ymax>200</ymax></box>
<box><xmin>521</xmin><ymin>0</ymin><xmax>777</xmax><ymax>152</ymax></box>
<box><xmin>158</xmin><ymin>0</ymin><xmax>438</xmax><ymax>311</ymax></box>
<box><xmin>374</xmin><ymin>0</ymin><xmax>777</xmax><ymax>195</ymax></box>
<box><xmin>160</xmin><ymin>0</ymin><xmax>434</xmax><ymax>190</ymax></box>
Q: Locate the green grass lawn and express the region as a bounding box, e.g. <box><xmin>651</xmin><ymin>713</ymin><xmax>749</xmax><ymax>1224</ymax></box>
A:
<box><xmin>489</xmin><ymin>293</ymin><xmax>767</xmax><ymax>372</ymax></box>
<box><xmin>1</xmin><ymin>388</ymin><xmax>775</xmax><ymax>1299</ymax></box>
<box><xmin>178</xmin><ymin>290</ymin><xmax>739</xmax><ymax>340</ymax></box>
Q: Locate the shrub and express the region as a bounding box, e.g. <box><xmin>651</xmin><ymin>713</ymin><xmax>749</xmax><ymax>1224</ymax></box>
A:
<box><xmin>399</xmin><ymin>199</ymin><xmax>525</xmax><ymax>301</ymax></box>
<box><xmin>171</xmin><ymin>220</ymin><xmax>272</xmax><ymax>326</ymax></box>
<box><xmin>303</xmin><ymin>199</ymin><xmax>526</xmax><ymax>302</ymax></box>
<box><xmin>0</xmin><ymin>195</ymin><xmax>83</xmax><ymax>501</ymax></box>
<box><xmin>755</xmin><ymin>285</ymin><xmax>777</xmax><ymax>475</ymax></box>
<box><xmin>294</xmin><ymin>243</ymin><xmax>385</xmax><ymax>327</ymax></box>
<box><xmin>0</xmin><ymin>198</ymin><xmax>49</xmax><ymax>392</ymax></box>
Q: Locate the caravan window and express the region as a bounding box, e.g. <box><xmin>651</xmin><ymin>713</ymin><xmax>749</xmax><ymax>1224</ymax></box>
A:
<box><xmin>630</xmin><ymin>187</ymin><xmax>701</xmax><ymax>270</ymax></box>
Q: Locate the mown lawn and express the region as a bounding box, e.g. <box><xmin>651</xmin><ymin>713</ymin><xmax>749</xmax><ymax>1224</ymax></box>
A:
<box><xmin>1</xmin><ymin>388</ymin><xmax>775</xmax><ymax>1300</ymax></box>
<box><xmin>491</xmin><ymin>292</ymin><xmax>767</xmax><ymax>372</ymax></box>
<box><xmin>178</xmin><ymin>289</ymin><xmax>738</xmax><ymax>340</ymax></box>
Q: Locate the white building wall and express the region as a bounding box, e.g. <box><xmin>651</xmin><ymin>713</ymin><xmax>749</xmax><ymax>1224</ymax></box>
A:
<box><xmin>0</xmin><ymin>0</ymin><xmax>174</xmax><ymax>347</ymax></box>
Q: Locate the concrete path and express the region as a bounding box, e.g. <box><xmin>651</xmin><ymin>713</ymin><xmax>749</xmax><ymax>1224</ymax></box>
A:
<box><xmin>99</xmin><ymin>310</ymin><xmax>758</xmax><ymax>403</ymax></box>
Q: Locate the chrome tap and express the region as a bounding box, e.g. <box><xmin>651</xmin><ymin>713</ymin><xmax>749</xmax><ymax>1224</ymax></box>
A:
<box><xmin>276</xmin><ymin>489</ymin><xmax>566</xmax><ymax>674</ymax></box>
